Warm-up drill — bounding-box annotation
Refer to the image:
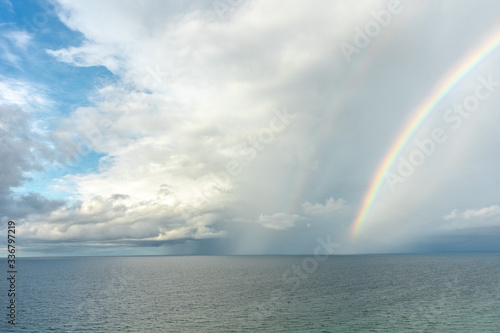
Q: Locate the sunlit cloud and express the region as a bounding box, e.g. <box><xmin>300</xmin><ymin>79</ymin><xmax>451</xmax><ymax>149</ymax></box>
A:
<box><xmin>2</xmin><ymin>0</ymin><xmax>500</xmax><ymax>255</ymax></box>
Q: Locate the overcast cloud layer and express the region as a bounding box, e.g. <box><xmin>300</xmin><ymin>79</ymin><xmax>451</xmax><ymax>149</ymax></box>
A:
<box><xmin>1</xmin><ymin>0</ymin><xmax>500</xmax><ymax>256</ymax></box>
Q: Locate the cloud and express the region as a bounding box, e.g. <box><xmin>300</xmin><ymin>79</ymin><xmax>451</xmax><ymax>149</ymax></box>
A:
<box><xmin>443</xmin><ymin>209</ymin><xmax>457</xmax><ymax>221</ymax></box>
<box><xmin>0</xmin><ymin>106</ymin><xmax>51</xmax><ymax>195</ymax></box>
<box><xmin>443</xmin><ymin>205</ymin><xmax>500</xmax><ymax>220</ymax></box>
<box><xmin>0</xmin><ymin>27</ymin><xmax>33</xmax><ymax>67</ymax></box>
<box><xmin>4</xmin><ymin>30</ymin><xmax>32</xmax><ymax>50</ymax></box>
<box><xmin>3</xmin><ymin>0</ymin><xmax>500</xmax><ymax>255</ymax></box>
<box><xmin>19</xmin><ymin>193</ymin><xmax>225</xmax><ymax>244</ymax></box>
<box><xmin>40</xmin><ymin>0</ymin><xmax>500</xmax><ymax>253</ymax></box>
<box><xmin>302</xmin><ymin>197</ymin><xmax>347</xmax><ymax>216</ymax></box>
<box><xmin>38</xmin><ymin>0</ymin><xmax>365</xmax><ymax>248</ymax></box>
<box><xmin>0</xmin><ymin>105</ymin><xmax>64</xmax><ymax>223</ymax></box>
<box><xmin>0</xmin><ymin>193</ymin><xmax>65</xmax><ymax>220</ymax></box>
<box><xmin>257</xmin><ymin>213</ymin><xmax>302</xmax><ymax>230</ymax></box>
<box><xmin>463</xmin><ymin>205</ymin><xmax>500</xmax><ymax>219</ymax></box>
<box><xmin>441</xmin><ymin>205</ymin><xmax>500</xmax><ymax>231</ymax></box>
<box><xmin>0</xmin><ymin>76</ymin><xmax>52</xmax><ymax>110</ymax></box>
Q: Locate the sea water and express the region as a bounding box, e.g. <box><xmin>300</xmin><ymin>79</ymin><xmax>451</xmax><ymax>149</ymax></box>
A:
<box><xmin>1</xmin><ymin>254</ymin><xmax>499</xmax><ymax>332</ymax></box>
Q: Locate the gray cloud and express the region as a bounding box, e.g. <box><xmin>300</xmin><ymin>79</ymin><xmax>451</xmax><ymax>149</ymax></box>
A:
<box><xmin>0</xmin><ymin>106</ymin><xmax>45</xmax><ymax>194</ymax></box>
<box><xmin>302</xmin><ymin>197</ymin><xmax>347</xmax><ymax>216</ymax></box>
<box><xmin>0</xmin><ymin>105</ymin><xmax>65</xmax><ymax>222</ymax></box>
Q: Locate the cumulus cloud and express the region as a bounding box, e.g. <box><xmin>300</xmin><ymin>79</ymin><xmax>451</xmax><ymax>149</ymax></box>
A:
<box><xmin>0</xmin><ymin>193</ymin><xmax>65</xmax><ymax>220</ymax></box>
<box><xmin>40</xmin><ymin>0</ymin><xmax>500</xmax><ymax>253</ymax></box>
<box><xmin>463</xmin><ymin>205</ymin><xmax>500</xmax><ymax>219</ymax></box>
<box><xmin>0</xmin><ymin>106</ymin><xmax>50</xmax><ymax>195</ymax></box>
<box><xmin>33</xmin><ymin>0</ymin><xmax>368</xmax><ymax>249</ymax></box>
<box><xmin>302</xmin><ymin>197</ymin><xmax>347</xmax><ymax>216</ymax></box>
<box><xmin>3</xmin><ymin>0</ymin><xmax>500</xmax><ymax>254</ymax></box>
<box><xmin>0</xmin><ymin>105</ymin><xmax>65</xmax><ymax>223</ymax></box>
<box><xmin>257</xmin><ymin>213</ymin><xmax>302</xmax><ymax>230</ymax></box>
<box><xmin>19</xmin><ymin>193</ymin><xmax>226</xmax><ymax>243</ymax></box>
<box><xmin>441</xmin><ymin>205</ymin><xmax>500</xmax><ymax>231</ymax></box>
<box><xmin>443</xmin><ymin>209</ymin><xmax>457</xmax><ymax>221</ymax></box>
<box><xmin>443</xmin><ymin>205</ymin><xmax>500</xmax><ymax>220</ymax></box>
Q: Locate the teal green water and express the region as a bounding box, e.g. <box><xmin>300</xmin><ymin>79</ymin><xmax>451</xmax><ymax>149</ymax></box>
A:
<box><xmin>1</xmin><ymin>254</ymin><xmax>499</xmax><ymax>332</ymax></box>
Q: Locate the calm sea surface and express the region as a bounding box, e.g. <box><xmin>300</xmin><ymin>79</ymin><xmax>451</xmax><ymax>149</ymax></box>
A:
<box><xmin>1</xmin><ymin>254</ymin><xmax>499</xmax><ymax>332</ymax></box>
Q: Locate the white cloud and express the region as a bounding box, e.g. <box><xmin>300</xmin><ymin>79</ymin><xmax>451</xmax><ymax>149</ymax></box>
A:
<box><xmin>38</xmin><ymin>0</ymin><xmax>372</xmax><ymax>246</ymax></box>
<box><xmin>4</xmin><ymin>30</ymin><xmax>32</xmax><ymax>50</ymax></box>
<box><xmin>463</xmin><ymin>205</ymin><xmax>500</xmax><ymax>219</ymax></box>
<box><xmin>257</xmin><ymin>213</ymin><xmax>302</xmax><ymax>230</ymax></box>
<box><xmin>0</xmin><ymin>106</ymin><xmax>53</xmax><ymax>194</ymax></box>
<box><xmin>443</xmin><ymin>205</ymin><xmax>500</xmax><ymax>220</ymax></box>
<box><xmin>0</xmin><ymin>76</ymin><xmax>52</xmax><ymax>110</ymax></box>
<box><xmin>20</xmin><ymin>194</ymin><xmax>225</xmax><ymax>243</ymax></box>
<box><xmin>302</xmin><ymin>197</ymin><xmax>347</xmax><ymax>216</ymax></box>
<box><xmin>441</xmin><ymin>205</ymin><xmax>500</xmax><ymax>231</ymax></box>
<box><xmin>443</xmin><ymin>209</ymin><xmax>457</xmax><ymax>221</ymax></box>
<box><xmin>0</xmin><ymin>28</ymin><xmax>33</xmax><ymax>67</ymax></box>
<box><xmin>9</xmin><ymin>0</ymin><xmax>500</xmax><ymax>254</ymax></box>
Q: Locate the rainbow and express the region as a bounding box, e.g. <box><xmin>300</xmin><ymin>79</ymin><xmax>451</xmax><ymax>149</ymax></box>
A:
<box><xmin>351</xmin><ymin>27</ymin><xmax>500</xmax><ymax>237</ymax></box>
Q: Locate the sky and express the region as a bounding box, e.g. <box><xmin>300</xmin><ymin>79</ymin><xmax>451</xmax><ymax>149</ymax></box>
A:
<box><xmin>1</xmin><ymin>0</ymin><xmax>500</xmax><ymax>256</ymax></box>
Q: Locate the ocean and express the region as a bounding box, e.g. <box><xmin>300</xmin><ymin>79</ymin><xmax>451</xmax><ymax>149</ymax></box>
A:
<box><xmin>1</xmin><ymin>254</ymin><xmax>499</xmax><ymax>332</ymax></box>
